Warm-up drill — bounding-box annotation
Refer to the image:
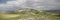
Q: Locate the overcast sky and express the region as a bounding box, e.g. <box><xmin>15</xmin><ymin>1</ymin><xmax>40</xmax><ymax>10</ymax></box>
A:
<box><xmin>0</xmin><ymin>0</ymin><xmax>60</xmax><ymax>12</ymax></box>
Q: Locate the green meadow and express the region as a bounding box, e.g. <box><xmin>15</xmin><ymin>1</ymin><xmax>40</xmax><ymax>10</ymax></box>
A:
<box><xmin>0</xmin><ymin>9</ymin><xmax>60</xmax><ymax>20</ymax></box>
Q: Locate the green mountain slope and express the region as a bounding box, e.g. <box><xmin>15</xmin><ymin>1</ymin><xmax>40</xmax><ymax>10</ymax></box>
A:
<box><xmin>0</xmin><ymin>9</ymin><xmax>60</xmax><ymax>20</ymax></box>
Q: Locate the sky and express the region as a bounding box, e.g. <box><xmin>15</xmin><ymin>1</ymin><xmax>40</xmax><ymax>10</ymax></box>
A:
<box><xmin>0</xmin><ymin>0</ymin><xmax>26</xmax><ymax>12</ymax></box>
<box><xmin>0</xmin><ymin>0</ymin><xmax>60</xmax><ymax>12</ymax></box>
<box><xmin>0</xmin><ymin>0</ymin><xmax>7</xmax><ymax>3</ymax></box>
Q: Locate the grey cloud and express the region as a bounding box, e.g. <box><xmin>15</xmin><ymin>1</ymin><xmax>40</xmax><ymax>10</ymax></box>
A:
<box><xmin>0</xmin><ymin>0</ymin><xmax>25</xmax><ymax>12</ymax></box>
<box><xmin>0</xmin><ymin>0</ymin><xmax>60</xmax><ymax>12</ymax></box>
<box><xmin>0</xmin><ymin>4</ymin><xmax>20</xmax><ymax>12</ymax></box>
<box><xmin>24</xmin><ymin>0</ymin><xmax>60</xmax><ymax>10</ymax></box>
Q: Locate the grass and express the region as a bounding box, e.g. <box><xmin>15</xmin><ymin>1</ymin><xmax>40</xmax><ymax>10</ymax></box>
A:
<box><xmin>0</xmin><ymin>9</ymin><xmax>60</xmax><ymax>20</ymax></box>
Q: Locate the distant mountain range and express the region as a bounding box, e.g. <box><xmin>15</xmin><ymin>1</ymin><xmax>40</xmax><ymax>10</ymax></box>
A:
<box><xmin>44</xmin><ymin>10</ymin><xmax>60</xmax><ymax>12</ymax></box>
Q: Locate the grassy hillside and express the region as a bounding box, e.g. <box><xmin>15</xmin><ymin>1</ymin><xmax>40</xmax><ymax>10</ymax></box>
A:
<box><xmin>0</xmin><ymin>9</ymin><xmax>60</xmax><ymax>20</ymax></box>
